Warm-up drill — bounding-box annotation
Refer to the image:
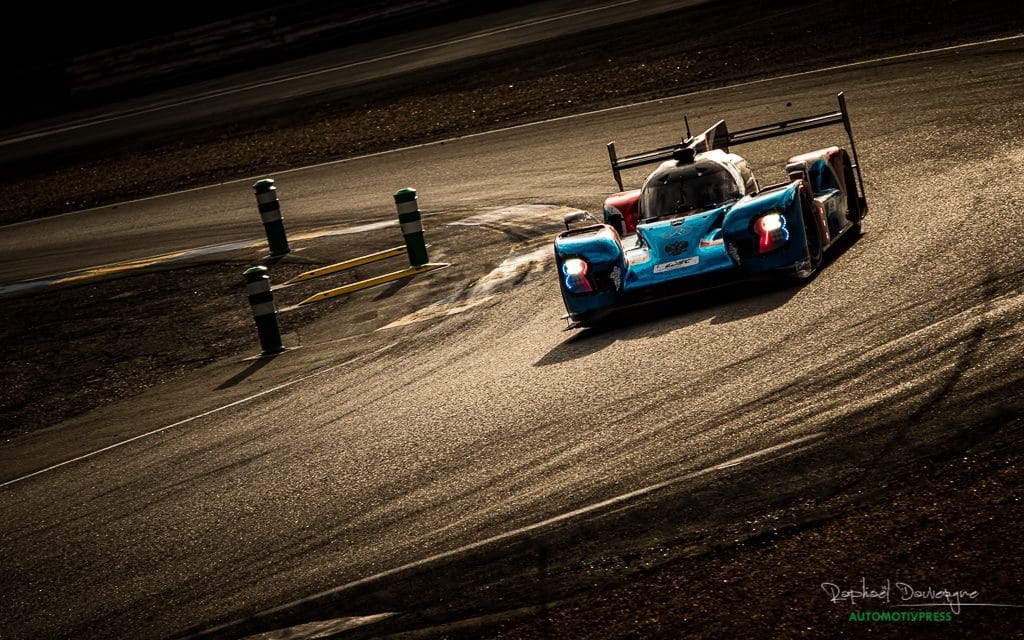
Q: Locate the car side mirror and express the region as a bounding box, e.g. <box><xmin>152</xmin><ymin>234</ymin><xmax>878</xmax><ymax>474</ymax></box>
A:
<box><xmin>563</xmin><ymin>210</ymin><xmax>596</xmax><ymax>231</ymax></box>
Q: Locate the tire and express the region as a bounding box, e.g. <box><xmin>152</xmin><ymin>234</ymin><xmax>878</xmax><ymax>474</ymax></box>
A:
<box><xmin>791</xmin><ymin>197</ymin><xmax>823</xmax><ymax>281</ymax></box>
<box><xmin>842</xmin><ymin>151</ymin><xmax>864</xmax><ymax>224</ymax></box>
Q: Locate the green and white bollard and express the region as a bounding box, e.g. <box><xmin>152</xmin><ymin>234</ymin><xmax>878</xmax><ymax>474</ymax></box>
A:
<box><xmin>253</xmin><ymin>178</ymin><xmax>291</xmax><ymax>256</ymax></box>
<box><xmin>394</xmin><ymin>188</ymin><xmax>429</xmax><ymax>267</ymax></box>
<box><xmin>243</xmin><ymin>266</ymin><xmax>285</xmax><ymax>355</ymax></box>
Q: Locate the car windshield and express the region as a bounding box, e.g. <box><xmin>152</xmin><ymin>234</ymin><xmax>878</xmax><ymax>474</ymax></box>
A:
<box><xmin>639</xmin><ymin>162</ymin><xmax>742</xmax><ymax>219</ymax></box>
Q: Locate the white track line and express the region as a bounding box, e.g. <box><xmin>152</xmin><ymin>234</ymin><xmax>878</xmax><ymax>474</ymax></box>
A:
<box><xmin>0</xmin><ymin>0</ymin><xmax>646</xmax><ymax>147</ymax></box>
<box><xmin>194</xmin><ymin>431</ymin><xmax>825</xmax><ymax>637</ymax></box>
<box><xmin>2</xmin><ymin>32</ymin><xmax>1020</xmax><ymax>231</ymax></box>
<box><xmin>0</xmin><ymin>342</ymin><xmax>399</xmax><ymax>490</ymax></box>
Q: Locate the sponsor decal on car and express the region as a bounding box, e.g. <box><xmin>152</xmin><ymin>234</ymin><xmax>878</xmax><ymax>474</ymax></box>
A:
<box><xmin>653</xmin><ymin>256</ymin><xmax>700</xmax><ymax>273</ymax></box>
<box><xmin>610</xmin><ymin>265</ymin><xmax>622</xmax><ymax>289</ymax></box>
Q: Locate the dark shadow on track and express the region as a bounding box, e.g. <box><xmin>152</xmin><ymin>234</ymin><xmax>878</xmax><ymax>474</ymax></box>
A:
<box><xmin>216</xmin><ymin>354</ymin><xmax>276</xmax><ymax>389</ymax></box>
<box><xmin>535</xmin><ymin>227</ymin><xmax>866</xmax><ymax>367</ymax></box>
<box><xmin>175</xmin><ymin>375</ymin><xmax>1024</xmax><ymax>640</ymax></box>
<box><xmin>373</xmin><ymin>276</ymin><xmax>418</xmax><ymax>301</ymax></box>
<box><xmin>534</xmin><ymin>280</ymin><xmax>799</xmax><ymax>367</ymax></box>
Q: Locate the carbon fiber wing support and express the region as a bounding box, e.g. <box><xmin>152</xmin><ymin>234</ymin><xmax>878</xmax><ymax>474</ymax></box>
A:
<box><xmin>606</xmin><ymin>92</ymin><xmax>867</xmax><ymax>208</ymax></box>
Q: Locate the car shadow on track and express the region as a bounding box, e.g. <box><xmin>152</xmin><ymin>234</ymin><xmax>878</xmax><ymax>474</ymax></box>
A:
<box><xmin>534</xmin><ymin>280</ymin><xmax>800</xmax><ymax>367</ymax></box>
<box><xmin>534</xmin><ymin>228</ymin><xmax>866</xmax><ymax>367</ymax></box>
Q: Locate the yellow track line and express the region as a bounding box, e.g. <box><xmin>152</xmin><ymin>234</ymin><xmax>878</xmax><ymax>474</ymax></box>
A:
<box><xmin>280</xmin><ymin>245</ymin><xmax>409</xmax><ymax>286</ymax></box>
<box><xmin>298</xmin><ymin>263</ymin><xmax>449</xmax><ymax>305</ymax></box>
<box><xmin>52</xmin><ymin>251</ymin><xmax>192</xmax><ymax>284</ymax></box>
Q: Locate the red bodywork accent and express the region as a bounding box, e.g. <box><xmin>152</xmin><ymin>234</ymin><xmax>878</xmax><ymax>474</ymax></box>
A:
<box><xmin>604</xmin><ymin>189</ymin><xmax>641</xmax><ymax>234</ymax></box>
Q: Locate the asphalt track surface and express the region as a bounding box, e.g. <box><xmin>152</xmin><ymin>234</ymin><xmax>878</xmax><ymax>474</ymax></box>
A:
<box><xmin>0</xmin><ymin>0</ymin><xmax>691</xmax><ymax>165</ymax></box>
<box><xmin>2</xmin><ymin>39</ymin><xmax>1024</xmax><ymax>640</ymax></box>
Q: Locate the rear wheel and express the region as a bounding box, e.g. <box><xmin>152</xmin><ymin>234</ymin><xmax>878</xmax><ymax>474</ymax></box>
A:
<box><xmin>842</xmin><ymin>151</ymin><xmax>865</xmax><ymax>233</ymax></box>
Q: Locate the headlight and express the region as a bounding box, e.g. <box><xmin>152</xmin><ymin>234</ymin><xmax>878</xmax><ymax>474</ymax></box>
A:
<box><xmin>753</xmin><ymin>211</ymin><xmax>789</xmax><ymax>254</ymax></box>
<box><xmin>754</xmin><ymin>212</ymin><xmax>783</xmax><ymax>234</ymax></box>
<box><xmin>562</xmin><ymin>258</ymin><xmax>593</xmax><ymax>293</ymax></box>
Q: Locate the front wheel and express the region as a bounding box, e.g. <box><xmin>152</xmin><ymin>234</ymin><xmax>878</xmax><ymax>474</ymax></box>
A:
<box><xmin>790</xmin><ymin>208</ymin><xmax>823</xmax><ymax>281</ymax></box>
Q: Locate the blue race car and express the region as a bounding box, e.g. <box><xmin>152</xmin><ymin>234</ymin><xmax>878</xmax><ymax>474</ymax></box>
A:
<box><xmin>555</xmin><ymin>92</ymin><xmax>868</xmax><ymax>328</ymax></box>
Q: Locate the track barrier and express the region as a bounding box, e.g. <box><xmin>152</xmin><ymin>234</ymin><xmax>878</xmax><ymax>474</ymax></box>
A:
<box><xmin>253</xmin><ymin>178</ymin><xmax>291</xmax><ymax>256</ymax></box>
<box><xmin>394</xmin><ymin>187</ymin><xmax>430</xmax><ymax>267</ymax></box>
<box><xmin>243</xmin><ymin>266</ymin><xmax>285</xmax><ymax>355</ymax></box>
<box><xmin>293</xmin><ymin>187</ymin><xmax>448</xmax><ymax>306</ymax></box>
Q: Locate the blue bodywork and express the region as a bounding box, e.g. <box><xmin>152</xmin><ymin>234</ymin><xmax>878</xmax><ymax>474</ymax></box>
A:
<box><xmin>555</xmin><ymin>176</ymin><xmax>837</xmax><ymax>325</ymax></box>
<box><xmin>557</xmin><ymin>93</ymin><xmax>868</xmax><ymax>326</ymax></box>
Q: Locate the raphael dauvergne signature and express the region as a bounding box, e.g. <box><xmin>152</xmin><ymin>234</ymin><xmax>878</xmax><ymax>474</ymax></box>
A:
<box><xmin>821</xmin><ymin>578</ymin><xmax>997</xmax><ymax>614</ymax></box>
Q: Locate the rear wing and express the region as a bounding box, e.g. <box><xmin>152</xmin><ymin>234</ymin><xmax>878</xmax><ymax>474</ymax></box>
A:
<box><xmin>607</xmin><ymin>92</ymin><xmax>867</xmax><ymax>206</ymax></box>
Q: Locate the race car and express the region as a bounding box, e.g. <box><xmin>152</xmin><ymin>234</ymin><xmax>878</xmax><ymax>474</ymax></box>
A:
<box><xmin>555</xmin><ymin>92</ymin><xmax>867</xmax><ymax>328</ymax></box>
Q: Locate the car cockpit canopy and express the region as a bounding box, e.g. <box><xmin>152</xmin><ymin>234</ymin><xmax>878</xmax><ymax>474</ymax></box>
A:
<box><xmin>639</xmin><ymin>158</ymin><xmax>745</xmax><ymax>220</ymax></box>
